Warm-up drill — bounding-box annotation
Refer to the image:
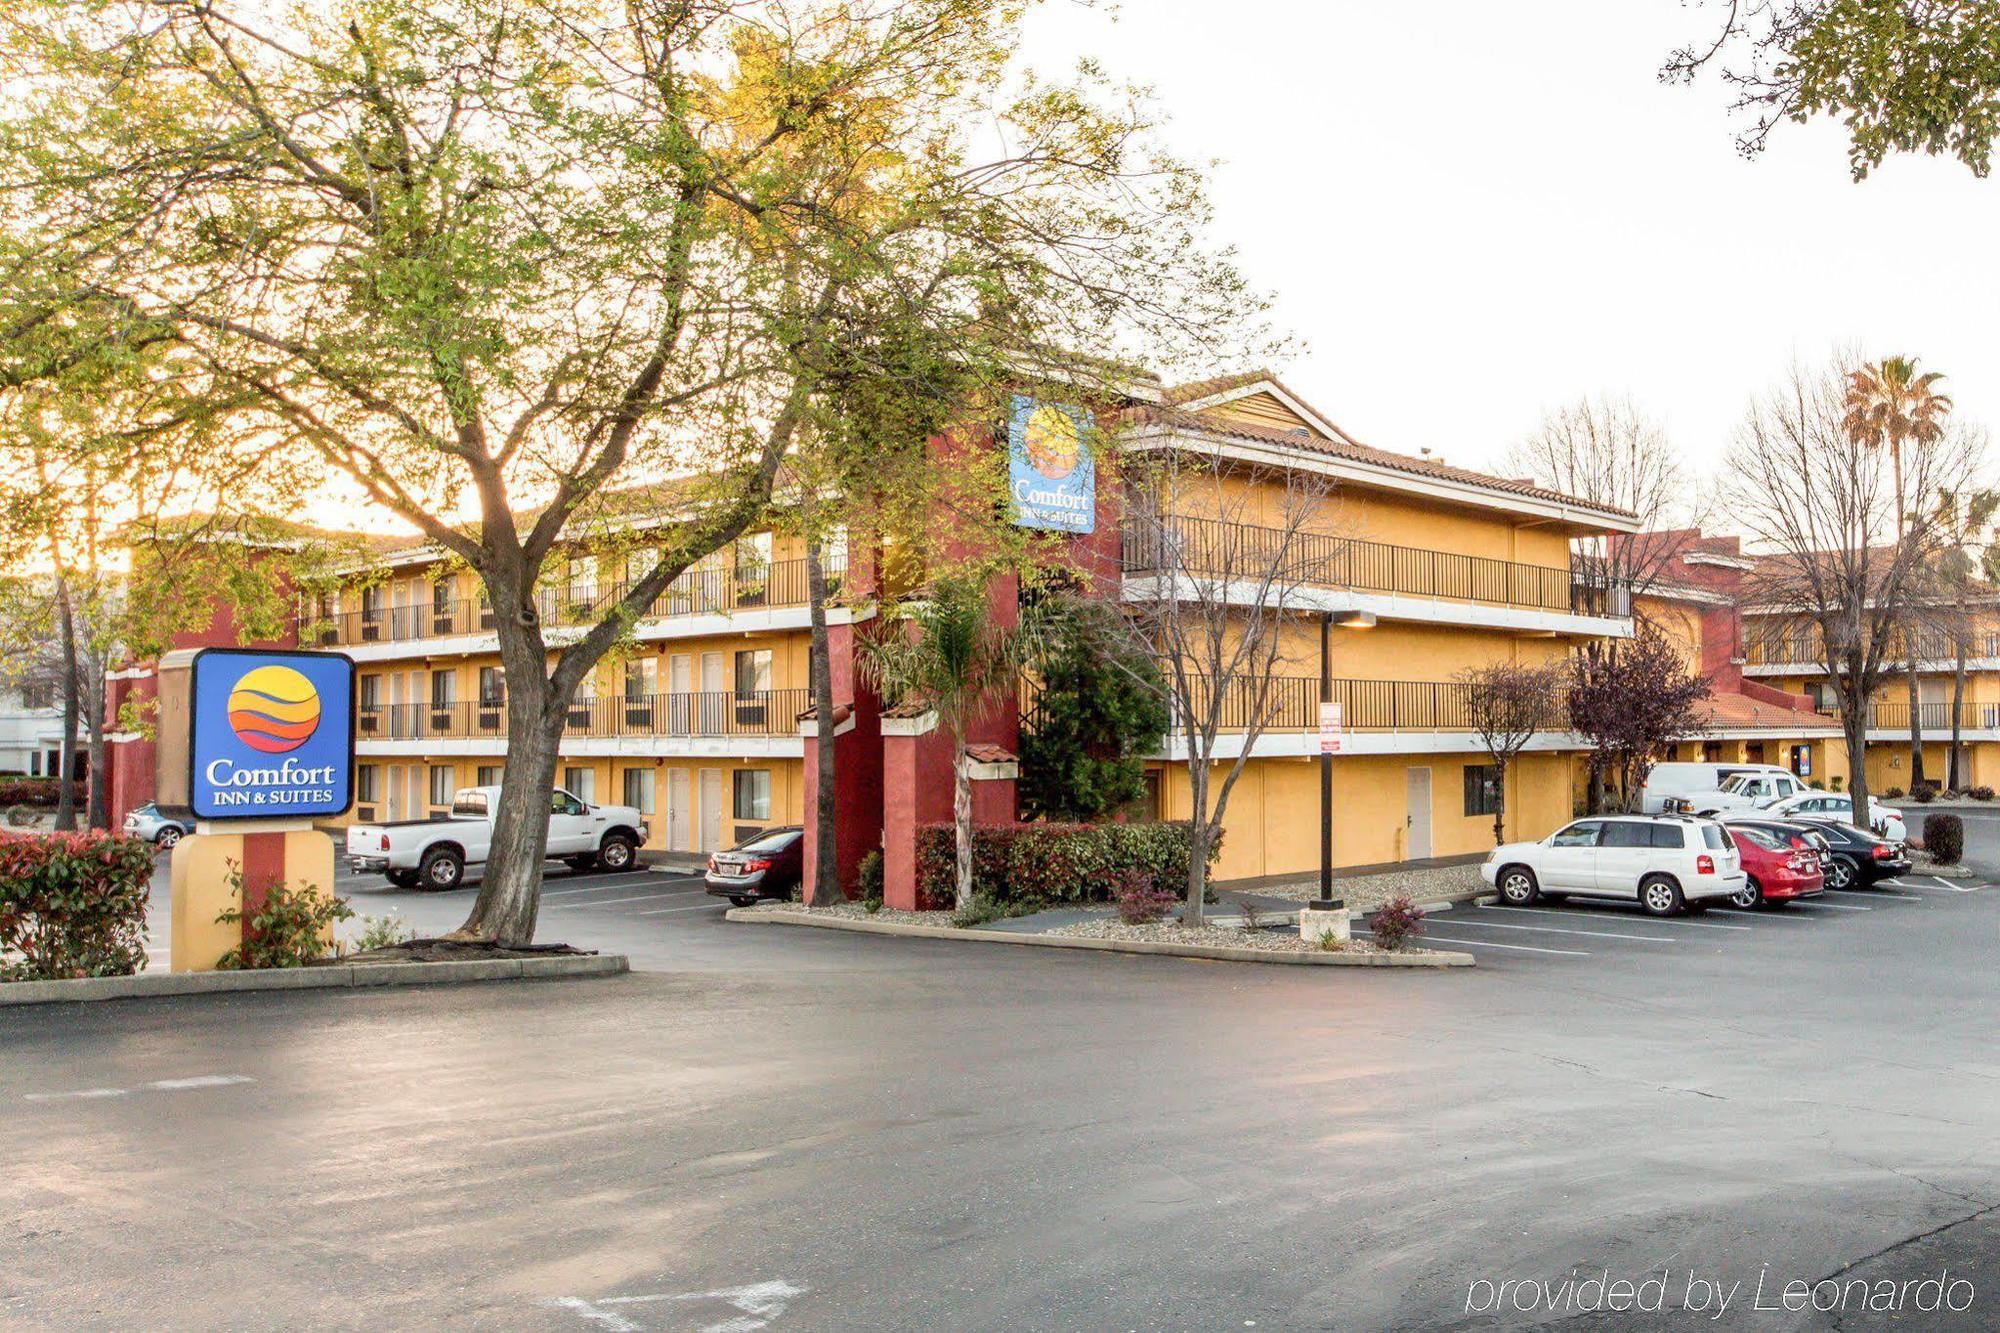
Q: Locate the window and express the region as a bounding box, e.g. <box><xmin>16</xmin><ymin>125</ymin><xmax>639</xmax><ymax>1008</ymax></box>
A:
<box><xmin>430</xmin><ymin>671</ymin><xmax>456</xmax><ymax>707</ymax></box>
<box><xmin>20</xmin><ymin>682</ymin><xmax>52</xmax><ymax>711</ymax></box>
<box><xmin>357</xmin><ymin>764</ymin><xmax>380</xmax><ymax>803</ymax></box>
<box><xmin>1550</xmin><ymin>821</ymin><xmax>1603</xmax><ymax>848</ymax></box>
<box><xmin>476</xmin><ymin>765</ymin><xmax>502</xmax><ymax>787</ymax></box>
<box><xmin>1648</xmin><ymin>824</ymin><xmax>1685</xmax><ymax>849</ymax></box>
<box><xmin>1736</xmin><ymin>826</ymin><xmax>1783</xmax><ymax>851</ymax></box>
<box><xmin>551</xmin><ymin>791</ymin><xmax>585</xmax><ymax>817</ymax></box>
<box><xmin>623</xmin><ymin>767</ymin><xmax>657</xmax><ymax>813</ymax></box>
<box><xmin>733</xmin><ymin>769</ymin><xmax>771</xmax><ymax>821</ymax></box>
<box><xmin>1462</xmin><ymin>764</ymin><xmax>1502</xmax><ymax>817</ymax></box>
<box><xmin>361</xmin><ymin>585</ymin><xmax>384</xmax><ymax>618</ymax></box>
<box><xmin>1701</xmin><ymin>824</ymin><xmax>1729</xmax><ymax>850</ymax></box>
<box><xmin>479</xmin><ymin>666</ymin><xmax>506</xmax><ymax>707</ymax></box>
<box><xmin>432</xmin><ymin>580</ymin><xmax>453</xmax><ymax>616</ymax></box>
<box><xmin>625</xmin><ymin>657</ymin><xmax>658</xmax><ymax>700</ymax></box>
<box><xmin>1600</xmin><ymin>821</ymin><xmax>1652</xmax><ymax>848</ymax></box>
<box><xmin>359</xmin><ymin>675</ymin><xmax>383</xmax><ymax>708</ymax></box>
<box><xmin>734</xmin><ymin>649</ymin><xmax>773</xmax><ymax>697</ymax></box>
<box><xmin>564</xmin><ymin>767</ymin><xmax>596</xmax><ymax>803</ymax></box>
<box><xmin>428</xmin><ymin>766</ymin><xmax>454</xmax><ymax>808</ymax></box>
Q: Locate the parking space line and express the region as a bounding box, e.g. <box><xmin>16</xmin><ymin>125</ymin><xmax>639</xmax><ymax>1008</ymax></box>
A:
<box><xmin>1480</xmin><ymin>905</ymin><xmax>1752</xmax><ymax>933</ymax></box>
<box><xmin>539</xmin><ymin>878</ymin><xmax>666</xmax><ymax>898</ymax></box>
<box><xmin>555</xmin><ymin>891</ymin><xmax>698</xmax><ymax>909</ymax></box>
<box><xmin>1355</xmin><ymin>927</ymin><xmax>1588</xmax><ymax>957</ymax></box>
<box><xmin>638</xmin><ymin>901</ymin><xmax>724</xmax><ymax>916</ymax></box>
<box><xmin>1435</xmin><ymin>917</ymin><xmax>1677</xmax><ymax>943</ymax></box>
<box><xmin>1883</xmin><ymin>877</ymin><xmax>1985</xmax><ymax>893</ymax></box>
<box><xmin>1805</xmin><ymin>900</ymin><xmax>1873</xmax><ymax>911</ymax></box>
<box><xmin>1824</xmin><ymin>888</ymin><xmax>1922</xmax><ymax>901</ymax></box>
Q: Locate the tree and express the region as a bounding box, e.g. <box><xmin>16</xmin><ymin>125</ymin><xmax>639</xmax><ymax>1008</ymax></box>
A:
<box><xmin>1664</xmin><ymin>2</ymin><xmax>2000</xmax><ymax>179</ymax></box>
<box><xmin>0</xmin><ymin>1</ymin><xmax>1260</xmax><ymax>943</ymax></box>
<box><xmin>1725</xmin><ymin>357</ymin><xmax>1982</xmax><ymax>831</ymax></box>
<box><xmin>1923</xmin><ymin>485</ymin><xmax>2000</xmax><ymax>789</ymax></box>
<box><xmin>1115</xmin><ymin>450</ymin><xmax>1338</xmax><ymax>924</ymax></box>
<box><xmin>1018</xmin><ymin>595</ymin><xmax>1169</xmax><ymax>822</ymax></box>
<box><xmin>1845</xmin><ymin>357</ymin><xmax>1953</xmax><ymax>786</ymax></box>
<box><xmin>1506</xmin><ymin>394</ymin><xmax>1706</xmax><ymax>602</ymax></box>
<box><xmin>1459</xmin><ymin>660</ymin><xmax>1567</xmax><ymax>845</ymax></box>
<box><xmin>1566</xmin><ymin>630</ymin><xmax>1714</xmax><ymax>813</ymax></box>
<box><xmin>859</xmin><ymin>572</ymin><xmax>1035</xmax><ymax>912</ymax></box>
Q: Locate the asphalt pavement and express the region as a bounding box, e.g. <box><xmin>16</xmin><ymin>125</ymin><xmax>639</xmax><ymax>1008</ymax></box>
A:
<box><xmin>6</xmin><ymin>826</ymin><xmax>2000</xmax><ymax>1330</ymax></box>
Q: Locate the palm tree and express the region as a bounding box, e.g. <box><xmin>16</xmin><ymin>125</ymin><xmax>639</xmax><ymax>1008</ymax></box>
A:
<box><xmin>1845</xmin><ymin>357</ymin><xmax>1953</xmax><ymax>787</ymax></box>
<box><xmin>1929</xmin><ymin>487</ymin><xmax>2000</xmax><ymax>789</ymax></box>
<box><xmin>859</xmin><ymin>573</ymin><xmax>1037</xmax><ymax>912</ymax></box>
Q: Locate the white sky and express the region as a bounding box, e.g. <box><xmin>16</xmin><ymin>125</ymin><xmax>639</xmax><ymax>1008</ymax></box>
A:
<box><xmin>1020</xmin><ymin>0</ymin><xmax>2000</xmax><ymax>496</ymax></box>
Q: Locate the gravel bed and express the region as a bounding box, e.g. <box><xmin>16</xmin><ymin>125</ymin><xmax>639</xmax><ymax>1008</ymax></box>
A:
<box><xmin>1043</xmin><ymin>917</ymin><xmax>1417</xmax><ymax>956</ymax></box>
<box><xmin>738</xmin><ymin>900</ymin><xmax>958</xmax><ymax>927</ymax></box>
<box><xmin>1910</xmin><ymin>852</ymin><xmax>1977</xmax><ymax>879</ymax></box>
<box><xmin>1259</xmin><ymin>862</ymin><xmax>1484</xmax><ymax>912</ymax></box>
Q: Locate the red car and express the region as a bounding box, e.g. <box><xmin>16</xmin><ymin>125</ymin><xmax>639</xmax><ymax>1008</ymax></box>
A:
<box><xmin>1725</xmin><ymin>824</ymin><xmax>1825</xmax><ymax>908</ymax></box>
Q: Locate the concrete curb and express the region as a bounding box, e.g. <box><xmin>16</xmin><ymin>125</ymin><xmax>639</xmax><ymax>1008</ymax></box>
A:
<box><xmin>725</xmin><ymin>908</ymin><xmax>1474</xmax><ymax>968</ymax></box>
<box><xmin>0</xmin><ymin>954</ymin><xmax>630</xmax><ymax>1006</ymax></box>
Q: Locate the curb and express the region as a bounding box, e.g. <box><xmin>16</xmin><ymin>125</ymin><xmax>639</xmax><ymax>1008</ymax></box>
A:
<box><xmin>0</xmin><ymin>954</ymin><xmax>630</xmax><ymax>1006</ymax></box>
<box><xmin>725</xmin><ymin>908</ymin><xmax>1474</xmax><ymax>968</ymax></box>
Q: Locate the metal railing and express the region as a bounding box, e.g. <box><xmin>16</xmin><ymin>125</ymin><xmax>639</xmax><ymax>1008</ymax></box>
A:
<box><xmin>1145</xmin><ymin>674</ymin><xmax>1570</xmax><ymax>735</ymax></box>
<box><xmin>311</xmin><ymin>555</ymin><xmax>845</xmax><ymax>647</ymax></box>
<box><xmin>1821</xmin><ymin>701</ymin><xmax>2000</xmax><ymax>732</ymax></box>
<box><xmin>1746</xmin><ymin>630</ymin><xmax>2000</xmax><ymax>668</ymax></box>
<box><xmin>1122</xmin><ymin>515</ymin><xmax>1630</xmax><ymax>618</ymax></box>
<box><xmin>356</xmin><ymin>689</ymin><xmax>810</xmax><ymax>742</ymax></box>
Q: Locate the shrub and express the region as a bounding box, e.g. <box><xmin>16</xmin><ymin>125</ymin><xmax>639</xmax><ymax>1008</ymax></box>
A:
<box><xmin>914</xmin><ymin>821</ymin><xmax>1216</xmax><ymax>910</ymax></box>
<box><xmin>1830</xmin><ymin>776</ymin><xmax>1845</xmax><ymax>792</ymax></box>
<box><xmin>857</xmin><ymin>849</ymin><xmax>884</xmax><ymax>912</ymax></box>
<box><xmin>1925</xmin><ymin>814</ymin><xmax>1965</xmax><ymax>865</ymax></box>
<box><xmin>214</xmin><ymin>867</ymin><xmax>354</xmax><ymax>969</ymax></box>
<box><xmin>1912</xmin><ymin>786</ymin><xmax>1936</xmax><ymax>804</ymax></box>
<box><xmin>6</xmin><ymin>804</ymin><xmax>37</xmax><ymax>827</ymax></box>
<box><xmin>950</xmin><ymin>894</ymin><xmax>1025</xmax><ymax>929</ymax></box>
<box><xmin>1809</xmin><ymin>780</ymin><xmax>1825</xmax><ymax>790</ymax></box>
<box><xmin>0</xmin><ymin>831</ymin><xmax>154</xmax><ymax>981</ymax></box>
<box><xmin>1114</xmin><ymin>868</ymin><xmax>1175</xmax><ymax>924</ymax></box>
<box><xmin>1971</xmin><ymin>786</ymin><xmax>1994</xmax><ymax>801</ymax></box>
<box><xmin>1884</xmin><ymin>786</ymin><xmax>1905</xmax><ymax>800</ymax></box>
<box><xmin>1370</xmin><ymin>896</ymin><xmax>1426</xmax><ymax>953</ymax></box>
<box><xmin>352</xmin><ymin>914</ymin><xmax>416</xmax><ymax>951</ymax></box>
<box><xmin>0</xmin><ymin>777</ymin><xmax>85</xmax><ymax>808</ymax></box>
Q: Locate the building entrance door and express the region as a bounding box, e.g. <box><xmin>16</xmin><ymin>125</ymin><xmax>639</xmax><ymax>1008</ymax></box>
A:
<box><xmin>1405</xmin><ymin>767</ymin><xmax>1433</xmax><ymax>860</ymax></box>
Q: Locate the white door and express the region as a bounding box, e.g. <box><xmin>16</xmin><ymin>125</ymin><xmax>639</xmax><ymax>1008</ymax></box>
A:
<box><xmin>669</xmin><ymin>654</ymin><xmax>692</xmax><ymax>734</ymax></box>
<box><xmin>699</xmin><ymin>768</ymin><xmax>723</xmax><ymax>852</ymax></box>
<box><xmin>548</xmin><ymin>789</ymin><xmax>594</xmax><ymax>854</ymax></box>
<box><xmin>385</xmin><ymin>764</ymin><xmax>407</xmax><ymax>820</ymax></box>
<box><xmin>1405</xmin><ymin>767</ymin><xmax>1432</xmax><ymax>860</ymax></box>
<box><xmin>667</xmin><ymin>768</ymin><xmax>691</xmax><ymax>850</ymax></box>
<box><xmin>700</xmin><ymin>652</ymin><xmax>724</xmax><ymax>734</ymax></box>
<box><xmin>1541</xmin><ymin>819</ymin><xmax>1605</xmax><ymax>891</ymax></box>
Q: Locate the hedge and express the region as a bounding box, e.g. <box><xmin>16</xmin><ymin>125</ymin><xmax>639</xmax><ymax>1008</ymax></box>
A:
<box><xmin>1925</xmin><ymin>814</ymin><xmax>1965</xmax><ymax>866</ymax></box>
<box><xmin>0</xmin><ymin>831</ymin><xmax>155</xmax><ymax>981</ymax></box>
<box><xmin>0</xmin><ymin>777</ymin><xmax>86</xmax><ymax>808</ymax></box>
<box><xmin>914</xmin><ymin>821</ymin><xmax>1217</xmax><ymax>909</ymax></box>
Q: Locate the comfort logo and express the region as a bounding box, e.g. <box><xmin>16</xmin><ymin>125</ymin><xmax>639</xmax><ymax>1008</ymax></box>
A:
<box><xmin>226</xmin><ymin>665</ymin><xmax>322</xmax><ymax>754</ymax></box>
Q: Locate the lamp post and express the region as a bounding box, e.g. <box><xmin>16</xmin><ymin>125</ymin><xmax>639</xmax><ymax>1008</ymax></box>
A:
<box><xmin>1318</xmin><ymin>609</ymin><xmax>1376</xmax><ymax>905</ymax></box>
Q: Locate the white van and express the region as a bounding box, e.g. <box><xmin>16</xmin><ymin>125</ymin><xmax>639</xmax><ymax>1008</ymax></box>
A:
<box><xmin>1638</xmin><ymin>762</ymin><xmax>1807</xmax><ymax>815</ymax></box>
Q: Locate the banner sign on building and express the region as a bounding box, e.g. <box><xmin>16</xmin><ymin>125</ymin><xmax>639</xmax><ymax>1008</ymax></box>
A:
<box><xmin>1318</xmin><ymin>701</ymin><xmax>1343</xmax><ymax>754</ymax></box>
<box><xmin>189</xmin><ymin>648</ymin><xmax>356</xmax><ymax>820</ymax></box>
<box><xmin>1007</xmin><ymin>394</ymin><xmax>1096</xmax><ymax>533</ymax></box>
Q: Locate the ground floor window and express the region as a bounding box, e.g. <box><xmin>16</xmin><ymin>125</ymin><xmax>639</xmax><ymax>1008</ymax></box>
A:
<box><xmin>476</xmin><ymin>765</ymin><xmax>502</xmax><ymax>787</ymax></box>
<box><xmin>733</xmin><ymin>768</ymin><xmax>771</xmax><ymax>821</ymax></box>
<box><xmin>357</xmin><ymin>764</ymin><xmax>379</xmax><ymax>804</ymax></box>
<box><xmin>623</xmin><ymin>767</ymin><xmax>657</xmax><ymax>813</ymax></box>
<box><xmin>428</xmin><ymin>765</ymin><xmax>453</xmax><ymax>808</ymax></box>
<box><xmin>1463</xmin><ymin>763</ymin><xmax>1502</xmax><ymax>817</ymax></box>
<box><xmin>564</xmin><ymin>767</ymin><xmax>596</xmax><ymax>803</ymax></box>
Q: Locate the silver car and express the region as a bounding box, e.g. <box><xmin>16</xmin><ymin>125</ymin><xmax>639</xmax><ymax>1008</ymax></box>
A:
<box><xmin>123</xmin><ymin>802</ymin><xmax>194</xmax><ymax>848</ymax></box>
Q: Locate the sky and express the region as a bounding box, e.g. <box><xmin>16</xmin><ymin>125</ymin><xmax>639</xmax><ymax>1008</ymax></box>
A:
<box><xmin>1017</xmin><ymin>0</ymin><xmax>2000</xmax><ymax>493</ymax></box>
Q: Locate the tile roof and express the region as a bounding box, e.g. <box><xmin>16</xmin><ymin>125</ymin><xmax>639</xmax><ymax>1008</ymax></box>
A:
<box><xmin>1694</xmin><ymin>692</ymin><xmax>1843</xmax><ymax>733</ymax></box>
<box><xmin>882</xmin><ymin>700</ymin><xmax>934</xmax><ymax>720</ymax></box>
<box><xmin>964</xmin><ymin>743</ymin><xmax>1017</xmax><ymax>764</ymax></box>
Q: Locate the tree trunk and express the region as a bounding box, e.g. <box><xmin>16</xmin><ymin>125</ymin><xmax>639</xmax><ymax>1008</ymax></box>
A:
<box><xmin>951</xmin><ymin>739</ymin><xmax>973</xmax><ymax>911</ymax></box>
<box><xmin>1492</xmin><ymin>757</ymin><xmax>1507</xmax><ymax>846</ymax></box>
<box><xmin>86</xmin><ymin>664</ymin><xmax>108</xmax><ymax>830</ymax></box>
<box><xmin>806</xmin><ymin>537</ymin><xmax>839</xmax><ymax>904</ymax></box>
<box><xmin>1183</xmin><ymin>755</ymin><xmax>1209</xmax><ymax>927</ymax></box>
<box><xmin>53</xmin><ymin>580</ymin><xmax>78</xmax><ymax>833</ymax></box>
<box><xmin>1844</xmin><ymin>710</ymin><xmax>1871</xmax><ymax>835</ymax></box>
<box><xmin>1906</xmin><ymin>660</ymin><xmax>1925</xmax><ymax>787</ymax></box>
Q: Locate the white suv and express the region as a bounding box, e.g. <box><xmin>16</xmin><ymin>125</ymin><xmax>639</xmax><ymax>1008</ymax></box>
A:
<box><xmin>1480</xmin><ymin>815</ymin><xmax>1747</xmax><ymax>916</ymax></box>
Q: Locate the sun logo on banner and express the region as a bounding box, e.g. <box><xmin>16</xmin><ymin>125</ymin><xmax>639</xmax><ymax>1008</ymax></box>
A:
<box><xmin>1023</xmin><ymin>403</ymin><xmax>1083</xmax><ymax>479</ymax></box>
<box><xmin>226</xmin><ymin>665</ymin><xmax>322</xmax><ymax>754</ymax></box>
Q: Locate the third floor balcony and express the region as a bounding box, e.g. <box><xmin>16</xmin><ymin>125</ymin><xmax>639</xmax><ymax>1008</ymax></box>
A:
<box><xmin>1122</xmin><ymin>515</ymin><xmax>1631</xmax><ymax>624</ymax></box>
<box><xmin>358</xmin><ymin>689</ymin><xmax>811</xmax><ymax>744</ymax></box>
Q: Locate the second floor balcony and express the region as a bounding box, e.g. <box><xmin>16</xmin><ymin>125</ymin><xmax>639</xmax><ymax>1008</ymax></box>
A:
<box><xmin>1746</xmin><ymin>629</ymin><xmax>2000</xmax><ymax>670</ymax></box>
<box><xmin>1122</xmin><ymin>515</ymin><xmax>1631</xmax><ymax>622</ymax></box>
<box><xmin>358</xmin><ymin>689</ymin><xmax>811</xmax><ymax>743</ymax></box>
<box><xmin>316</xmin><ymin>554</ymin><xmax>846</xmax><ymax>648</ymax></box>
<box><xmin>1815</xmin><ymin>701</ymin><xmax>2000</xmax><ymax>733</ymax></box>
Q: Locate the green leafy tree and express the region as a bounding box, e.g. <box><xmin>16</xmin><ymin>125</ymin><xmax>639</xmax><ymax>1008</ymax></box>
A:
<box><xmin>0</xmin><ymin>0</ymin><xmax>1264</xmax><ymax>944</ymax></box>
<box><xmin>1926</xmin><ymin>486</ymin><xmax>2000</xmax><ymax>789</ymax></box>
<box><xmin>1019</xmin><ymin>596</ymin><xmax>1168</xmax><ymax>821</ymax></box>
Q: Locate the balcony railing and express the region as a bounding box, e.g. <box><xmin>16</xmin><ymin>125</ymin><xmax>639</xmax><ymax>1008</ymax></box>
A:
<box><xmin>1746</xmin><ymin>631</ymin><xmax>2000</xmax><ymax>668</ymax></box>
<box><xmin>356</xmin><ymin>689</ymin><xmax>810</xmax><ymax>742</ymax></box>
<box><xmin>312</xmin><ymin>555</ymin><xmax>845</xmax><ymax>647</ymax></box>
<box><xmin>1123</xmin><ymin>515</ymin><xmax>1630</xmax><ymax>618</ymax></box>
<box><xmin>1820</xmin><ymin>701</ymin><xmax>2000</xmax><ymax>732</ymax></box>
<box><xmin>1130</xmin><ymin>674</ymin><xmax>1571</xmax><ymax>735</ymax></box>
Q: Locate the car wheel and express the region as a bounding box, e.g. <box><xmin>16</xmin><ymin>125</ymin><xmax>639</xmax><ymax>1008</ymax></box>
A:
<box><xmin>1497</xmin><ymin>866</ymin><xmax>1539</xmax><ymax>906</ymax></box>
<box><xmin>1639</xmin><ymin>875</ymin><xmax>1685</xmax><ymax>916</ymax></box>
<box><xmin>1825</xmin><ymin>855</ymin><xmax>1857</xmax><ymax>890</ymax></box>
<box><xmin>388</xmin><ymin>869</ymin><xmax>420</xmax><ymax>889</ymax></box>
<box><xmin>729</xmin><ymin>895</ymin><xmax>758</xmax><ymax>908</ymax></box>
<box><xmin>1730</xmin><ymin>877</ymin><xmax>1763</xmax><ymax>910</ymax></box>
<box><xmin>156</xmin><ymin>826</ymin><xmax>183</xmax><ymax>849</ymax></box>
<box><xmin>418</xmin><ymin>847</ymin><xmax>464</xmax><ymax>891</ymax></box>
<box><xmin>598</xmin><ymin>835</ymin><xmax>638</xmax><ymax>871</ymax></box>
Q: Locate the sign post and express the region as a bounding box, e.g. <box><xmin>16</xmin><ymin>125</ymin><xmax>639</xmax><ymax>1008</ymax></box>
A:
<box><xmin>170</xmin><ymin>648</ymin><xmax>356</xmax><ymax>971</ymax></box>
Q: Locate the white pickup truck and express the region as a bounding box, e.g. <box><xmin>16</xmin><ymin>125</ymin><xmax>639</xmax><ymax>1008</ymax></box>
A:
<box><xmin>346</xmin><ymin>786</ymin><xmax>648</xmax><ymax>890</ymax></box>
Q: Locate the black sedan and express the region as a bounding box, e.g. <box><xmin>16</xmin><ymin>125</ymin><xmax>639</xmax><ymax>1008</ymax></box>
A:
<box><xmin>1792</xmin><ymin>817</ymin><xmax>1911</xmax><ymax>889</ymax></box>
<box><xmin>704</xmin><ymin>827</ymin><xmax>805</xmax><ymax>906</ymax></box>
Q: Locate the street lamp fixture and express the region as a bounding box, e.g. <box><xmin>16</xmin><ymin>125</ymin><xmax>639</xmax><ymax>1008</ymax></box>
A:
<box><xmin>1331</xmin><ymin>610</ymin><xmax>1377</xmax><ymax>629</ymax></box>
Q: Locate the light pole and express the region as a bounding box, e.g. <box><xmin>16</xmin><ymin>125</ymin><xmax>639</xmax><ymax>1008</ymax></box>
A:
<box><xmin>1317</xmin><ymin>609</ymin><xmax>1376</xmax><ymax>905</ymax></box>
